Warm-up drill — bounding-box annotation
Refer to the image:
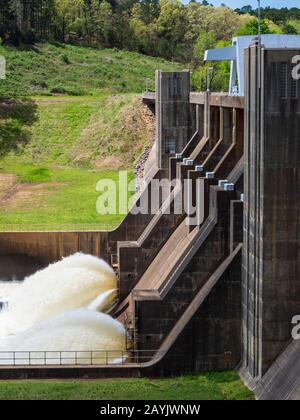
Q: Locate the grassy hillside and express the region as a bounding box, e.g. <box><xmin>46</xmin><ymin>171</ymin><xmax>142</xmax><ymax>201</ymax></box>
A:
<box><xmin>0</xmin><ymin>43</ymin><xmax>184</xmax><ymax>98</ymax></box>
<box><xmin>0</xmin><ymin>95</ymin><xmax>153</xmax><ymax>169</ymax></box>
<box><xmin>0</xmin><ymin>44</ymin><xmax>182</xmax><ymax>231</ymax></box>
<box><xmin>0</xmin><ymin>95</ymin><xmax>152</xmax><ymax>231</ymax></box>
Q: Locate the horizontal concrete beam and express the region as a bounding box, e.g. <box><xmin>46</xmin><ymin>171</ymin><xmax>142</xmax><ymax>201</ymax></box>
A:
<box><xmin>142</xmin><ymin>92</ymin><xmax>245</xmax><ymax>109</ymax></box>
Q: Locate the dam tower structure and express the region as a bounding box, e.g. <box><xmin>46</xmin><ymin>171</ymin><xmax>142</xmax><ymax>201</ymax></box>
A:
<box><xmin>241</xmin><ymin>43</ymin><xmax>300</xmax><ymax>398</ymax></box>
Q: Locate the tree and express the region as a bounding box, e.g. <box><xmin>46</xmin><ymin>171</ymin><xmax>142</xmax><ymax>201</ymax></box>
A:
<box><xmin>192</xmin><ymin>39</ymin><xmax>231</xmax><ymax>93</ymax></box>
<box><xmin>284</xmin><ymin>19</ymin><xmax>300</xmax><ymax>35</ymax></box>
<box><xmin>194</xmin><ymin>31</ymin><xmax>216</xmax><ymax>62</ymax></box>
<box><xmin>54</xmin><ymin>0</ymin><xmax>83</xmax><ymax>43</ymax></box>
<box><xmin>236</xmin><ymin>5</ymin><xmax>253</xmax><ymax>15</ymax></box>
<box><xmin>0</xmin><ymin>0</ymin><xmax>299</xmax><ymax>63</ymax></box>
<box><xmin>155</xmin><ymin>0</ymin><xmax>187</xmax><ymax>59</ymax></box>
<box><xmin>235</xmin><ymin>17</ymin><xmax>282</xmax><ymax>36</ymax></box>
<box><xmin>96</xmin><ymin>1</ymin><xmax>115</xmax><ymax>45</ymax></box>
<box><xmin>139</xmin><ymin>0</ymin><xmax>160</xmax><ymax>25</ymax></box>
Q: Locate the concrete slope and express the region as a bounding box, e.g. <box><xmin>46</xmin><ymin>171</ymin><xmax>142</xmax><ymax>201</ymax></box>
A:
<box><xmin>134</xmin><ymin>219</ymin><xmax>193</xmax><ymax>297</ymax></box>
<box><xmin>138</xmin><ymin>243</ymin><xmax>243</xmax><ymax>368</ymax></box>
<box><xmin>254</xmin><ymin>339</ymin><xmax>300</xmax><ymax>400</ymax></box>
<box><xmin>136</xmin><ymin>183</ymin><xmax>183</xmax><ymax>246</ymax></box>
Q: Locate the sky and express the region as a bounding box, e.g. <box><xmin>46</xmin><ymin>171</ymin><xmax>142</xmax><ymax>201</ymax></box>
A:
<box><xmin>184</xmin><ymin>1</ymin><xmax>300</xmax><ymax>8</ymax></box>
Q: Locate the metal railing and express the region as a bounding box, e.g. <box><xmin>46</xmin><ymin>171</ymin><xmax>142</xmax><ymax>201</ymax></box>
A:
<box><xmin>0</xmin><ymin>350</ymin><xmax>159</xmax><ymax>367</ymax></box>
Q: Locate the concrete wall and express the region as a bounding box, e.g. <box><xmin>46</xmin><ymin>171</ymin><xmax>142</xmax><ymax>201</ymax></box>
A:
<box><xmin>156</xmin><ymin>70</ymin><xmax>191</xmax><ymax>177</ymax></box>
<box><xmin>135</xmin><ymin>187</ymin><xmax>244</xmax><ymax>372</ymax></box>
<box><xmin>0</xmin><ymin>231</ymin><xmax>109</xmax><ymax>271</ymax></box>
<box><xmin>243</xmin><ymin>46</ymin><xmax>300</xmax><ymax>378</ymax></box>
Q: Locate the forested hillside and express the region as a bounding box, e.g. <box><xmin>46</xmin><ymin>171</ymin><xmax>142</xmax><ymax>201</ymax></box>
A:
<box><xmin>1</xmin><ymin>1</ymin><xmax>299</xmax><ymax>92</ymax></box>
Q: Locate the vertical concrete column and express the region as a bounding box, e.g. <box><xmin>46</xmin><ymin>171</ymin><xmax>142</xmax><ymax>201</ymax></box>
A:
<box><xmin>195</xmin><ymin>104</ymin><xmax>199</xmax><ymax>132</ymax></box>
<box><xmin>232</xmin><ymin>108</ymin><xmax>237</xmax><ymax>145</ymax></box>
<box><xmin>219</xmin><ymin>107</ymin><xmax>224</xmax><ymax>141</ymax></box>
<box><xmin>204</xmin><ymin>90</ymin><xmax>210</xmax><ymax>141</ymax></box>
<box><xmin>223</xmin><ymin>107</ymin><xmax>233</xmax><ymax>146</ymax></box>
<box><xmin>155</xmin><ymin>70</ymin><xmax>190</xmax><ymax>178</ymax></box>
<box><xmin>197</xmin><ymin>104</ymin><xmax>205</xmax><ymax>139</ymax></box>
<box><xmin>243</xmin><ymin>45</ymin><xmax>300</xmax><ymax>378</ymax></box>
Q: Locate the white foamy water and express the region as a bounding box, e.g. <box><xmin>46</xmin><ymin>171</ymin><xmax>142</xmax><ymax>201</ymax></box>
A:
<box><xmin>0</xmin><ymin>309</ymin><xmax>126</xmax><ymax>365</ymax></box>
<box><xmin>89</xmin><ymin>289</ymin><xmax>118</xmax><ymax>312</ymax></box>
<box><xmin>0</xmin><ymin>282</ymin><xmax>21</xmax><ymax>300</ymax></box>
<box><xmin>0</xmin><ymin>254</ymin><xmax>127</xmax><ymax>365</ymax></box>
<box><xmin>0</xmin><ymin>253</ymin><xmax>117</xmax><ymax>338</ymax></box>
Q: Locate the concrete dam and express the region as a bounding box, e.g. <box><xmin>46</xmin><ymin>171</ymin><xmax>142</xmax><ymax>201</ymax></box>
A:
<box><xmin>0</xmin><ymin>36</ymin><xmax>300</xmax><ymax>400</ymax></box>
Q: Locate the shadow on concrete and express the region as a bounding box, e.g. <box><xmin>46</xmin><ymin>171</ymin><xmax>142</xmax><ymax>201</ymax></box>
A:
<box><xmin>0</xmin><ymin>254</ymin><xmax>44</xmax><ymax>281</ymax></box>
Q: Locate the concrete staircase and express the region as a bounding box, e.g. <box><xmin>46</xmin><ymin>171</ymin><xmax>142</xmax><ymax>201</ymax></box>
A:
<box><xmin>117</xmin><ymin>116</ymin><xmax>243</xmax><ymax>300</ymax></box>
<box><xmin>114</xmin><ymin>152</ymin><xmax>244</xmax><ymax>371</ymax></box>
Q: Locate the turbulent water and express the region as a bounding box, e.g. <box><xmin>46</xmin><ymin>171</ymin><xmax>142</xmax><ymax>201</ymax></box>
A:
<box><xmin>0</xmin><ymin>282</ymin><xmax>21</xmax><ymax>301</ymax></box>
<box><xmin>0</xmin><ymin>253</ymin><xmax>126</xmax><ymax>365</ymax></box>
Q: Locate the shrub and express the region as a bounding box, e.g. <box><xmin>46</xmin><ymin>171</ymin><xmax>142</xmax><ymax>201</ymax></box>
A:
<box><xmin>50</xmin><ymin>87</ymin><xmax>66</xmax><ymax>95</ymax></box>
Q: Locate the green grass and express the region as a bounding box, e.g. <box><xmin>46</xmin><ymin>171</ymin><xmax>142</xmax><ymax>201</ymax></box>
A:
<box><xmin>0</xmin><ymin>94</ymin><xmax>151</xmax><ymax>169</ymax></box>
<box><xmin>0</xmin><ymin>43</ymin><xmax>175</xmax><ymax>230</ymax></box>
<box><xmin>0</xmin><ymin>94</ymin><xmax>152</xmax><ymax>231</ymax></box>
<box><xmin>0</xmin><ymin>162</ymin><xmax>134</xmax><ymax>231</ymax></box>
<box><xmin>0</xmin><ymin>372</ymin><xmax>254</xmax><ymax>400</ymax></box>
<box><xmin>0</xmin><ymin>43</ymin><xmax>180</xmax><ymax>230</ymax></box>
<box><xmin>0</xmin><ymin>43</ymin><xmax>184</xmax><ymax>98</ymax></box>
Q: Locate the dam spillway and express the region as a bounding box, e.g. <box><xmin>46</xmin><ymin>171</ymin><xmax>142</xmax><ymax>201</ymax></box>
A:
<box><xmin>0</xmin><ymin>254</ymin><xmax>127</xmax><ymax>365</ymax></box>
<box><xmin>0</xmin><ymin>37</ymin><xmax>300</xmax><ymax>400</ymax></box>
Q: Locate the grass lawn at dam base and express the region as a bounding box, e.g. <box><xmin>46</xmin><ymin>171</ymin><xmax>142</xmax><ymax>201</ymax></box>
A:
<box><xmin>0</xmin><ymin>372</ymin><xmax>254</xmax><ymax>400</ymax></box>
<box><xmin>0</xmin><ymin>164</ymin><xmax>134</xmax><ymax>232</ymax></box>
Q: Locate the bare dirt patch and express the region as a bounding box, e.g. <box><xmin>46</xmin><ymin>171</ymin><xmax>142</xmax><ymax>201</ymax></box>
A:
<box><xmin>70</xmin><ymin>95</ymin><xmax>155</xmax><ymax>170</ymax></box>
<box><xmin>0</xmin><ymin>173</ymin><xmax>65</xmax><ymax>210</ymax></box>
<box><xmin>93</xmin><ymin>156</ymin><xmax>124</xmax><ymax>170</ymax></box>
<box><xmin>0</xmin><ymin>174</ymin><xmax>17</xmax><ymax>200</ymax></box>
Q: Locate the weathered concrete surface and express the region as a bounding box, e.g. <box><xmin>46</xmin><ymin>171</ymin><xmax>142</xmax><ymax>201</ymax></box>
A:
<box><xmin>241</xmin><ymin>339</ymin><xmax>300</xmax><ymax>400</ymax></box>
<box><xmin>143</xmin><ymin>91</ymin><xmax>245</xmax><ymax>109</ymax></box>
<box><xmin>155</xmin><ymin>71</ymin><xmax>192</xmax><ymax>177</ymax></box>
<box><xmin>0</xmin><ymin>231</ymin><xmax>109</xmax><ymax>267</ymax></box>
<box><xmin>0</xmin><ymin>254</ymin><xmax>43</xmax><ymax>280</ymax></box>
<box><xmin>243</xmin><ymin>46</ymin><xmax>300</xmax><ymax>379</ymax></box>
<box><xmin>134</xmin><ymin>181</ymin><xmax>244</xmax><ymax>371</ymax></box>
<box><xmin>256</xmin><ymin>339</ymin><xmax>300</xmax><ymax>400</ymax></box>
